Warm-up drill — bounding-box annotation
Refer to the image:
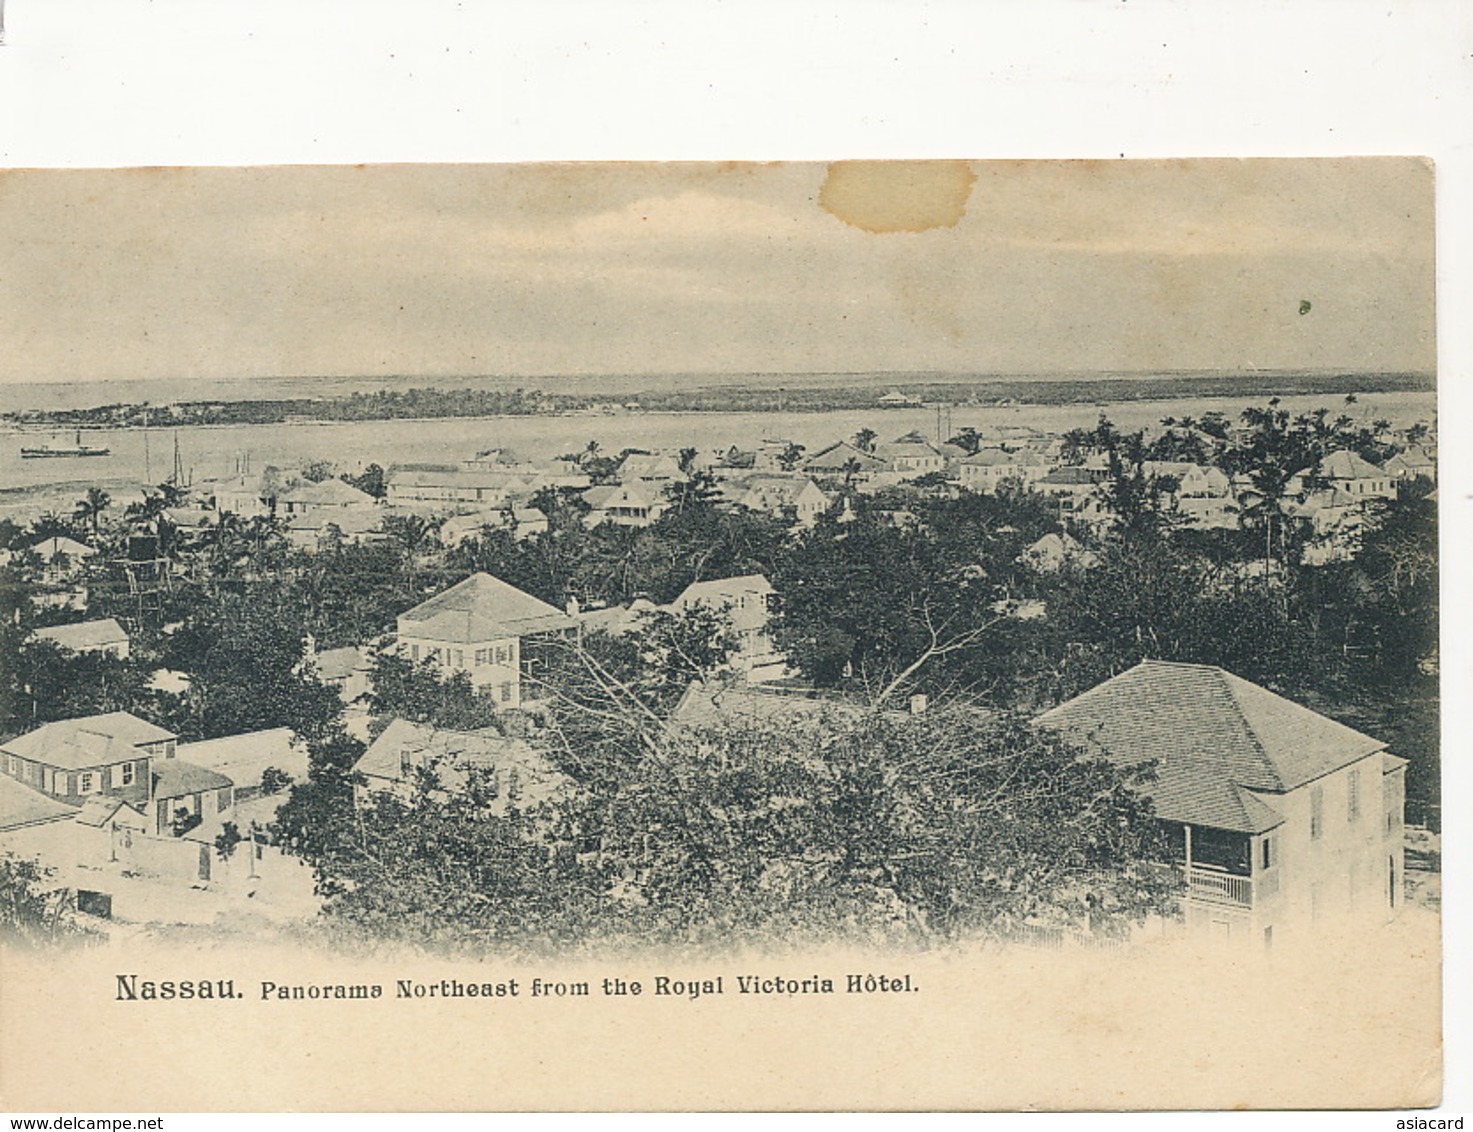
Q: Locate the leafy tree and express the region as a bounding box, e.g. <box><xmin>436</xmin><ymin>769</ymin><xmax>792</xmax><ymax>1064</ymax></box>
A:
<box><xmin>852</xmin><ymin>428</ymin><xmax>878</xmax><ymax>453</ymax></box>
<box><xmin>0</xmin><ymin>854</ymin><xmax>100</xmax><ymax>946</ymax></box>
<box><xmin>342</xmin><ymin>463</ymin><xmax>387</xmax><ymax>500</ymax></box>
<box><xmin>776</xmin><ymin>442</ymin><xmax>806</xmax><ymax>472</ymax></box>
<box><xmin>215</xmin><ymin>821</ymin><xmax>244</xmax><ymax>861</ymax></box>
<box><xmin>10</xmin><ymin>640</ymin><xmax>154</xmax><ymax>729</ymax></box>
<box><xmin>947</xmin><ymin>427</ymin><xmax>983</xmax><ymax>456</ymax></box>
<box><xmin>302</xmin><ymin>460</ymin><xmax>336</xmax><ymax>483</ymax></box>
<box><xmin>365</xmin><ymin>648</ymin><xmax>501</xmax><ymax>733</ymax></box>
<box><xmin>284</xmin><ymin>687</ymin><xmax>1178</xmax><ymax>954</ymax></box>
<box><xmin>159</xmin><ymin>590</ymin><xmax>344</xmax><ymax>742</ymax></box>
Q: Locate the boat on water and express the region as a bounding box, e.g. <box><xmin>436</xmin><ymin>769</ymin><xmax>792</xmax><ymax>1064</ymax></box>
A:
<box><xmin>20</xmin><ymin>430</ymin><xmax>111</xmax><ymax>459</ymax></box>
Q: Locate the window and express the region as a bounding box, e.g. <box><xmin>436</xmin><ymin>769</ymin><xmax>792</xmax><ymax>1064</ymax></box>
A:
<box><xmin>410</xmin><ymin>644</ymin><xmax>420</xmax><ymax>661</ymax></box>
<box><xmin>80</xmin><ymin>772</ymin><xmax>95</xmax><ymax>794</ymax></box>
<box><xmin>495</xmin><ymin>646</ymin><xmax>509</xmax><ymax>665</ymax></box>
<box><xmin>1261</xmin><ymin>837</ymin><xmax>1273</xmax><ymax>870</ymax></box>
<box><xmin>453</xmin><ymin>650</ymin><xmax>464</xmax><ymax>668</ymax></box>
<box><xmin>1347</xmin><ymin>768</ymin><xmax>1361</xmax><ymax>821</ymax></box>
<box><xmin>399</xmin><ymin>751</ymin><xmax>413</xmax><ymax>776</ymax></box>
<box><xmin>218</xmin><ymin>787</ymin><xmax>232</xmax><ymax>811</ymax></box>
<box><xmin>475</xmin><ymin>649</ymin><xmax>488</xmax><ymax>666</ymax></box>
<box><xmin>1310</xmin><ymin>785</ymin><xmax>1324</xmax><ymax>840</ymax></box>
<box><xmin>500</xmin><ymin>681</ymin><xmax>513</xmax><ymax>703</ymax></box>
<box><xmin>5</xmin><ymin>755</ymin><xmax>15</xmax><ymax>777</ymax></box>
<box><xmin>121</xmin><ymin>762</ymin><xmax>135</xmax><ymax>787</ymax></box>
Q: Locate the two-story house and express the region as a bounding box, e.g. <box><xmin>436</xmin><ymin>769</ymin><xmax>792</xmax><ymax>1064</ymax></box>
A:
<box><xmin>1037</xmin><ymin>660</ymin><xmax>1407</xmax><ymax>946</ymax></box>
<box><xmin>0</xmin><ymin>712</ymin><xmax>175</xmax><ymax>809</ymax></box>
<box><xmin>396</xmin><ymin>572</ymin><xmax>577</xmax><ymax>707</ymax></box>
<box><xmin>668</xmin><ymin>574</ymin><xmax>786</xmax><ymax>680</ymax></box>
<box><xmin>1288</xmin><ymin>450</ymin><xmax>1396</xmax><ymax>501</ymax></box>
<box><xmin>715</xmin><ymin>474</ymin><xmax>831</xmax><ymax>527</ymax></box>
<box><xmin>958</xmin><ymin>447</ymin><xmax>1049</xmax><ymax>493</ymax></box>
<box><xmin>581</xmin><ymin>480</ymin><xmax>669</xmax><ymax>528</ymax></box>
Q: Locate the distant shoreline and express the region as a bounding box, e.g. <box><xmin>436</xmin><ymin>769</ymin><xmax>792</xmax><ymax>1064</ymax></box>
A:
<box><xmin>0</xmin><ymin>370</ymin><xmax>1437</xmax><ymax>430</ymax></box>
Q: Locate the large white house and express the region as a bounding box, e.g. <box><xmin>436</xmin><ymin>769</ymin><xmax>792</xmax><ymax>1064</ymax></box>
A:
<box><xmin>396</xmin><ymin>572</ymin><xmax>577</xmax><ymax>707</ymax></box>
<box><xmin>1038</xmin><ymin>660</ymin><xmax>1407</xmax><ymax>946</ymax></box>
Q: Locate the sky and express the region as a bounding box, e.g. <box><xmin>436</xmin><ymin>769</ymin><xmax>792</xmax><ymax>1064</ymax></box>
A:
<box><xmin>0</xmin><ymin>158</ymin><xmax>1436</xmax><ymax>386</ymax></box>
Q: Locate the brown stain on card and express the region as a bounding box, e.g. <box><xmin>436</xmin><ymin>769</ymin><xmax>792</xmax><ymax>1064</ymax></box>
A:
<box><xmin>820</xmin><ymin>161</ymin><xmax>976</xmax><ymax>233</ymax></box>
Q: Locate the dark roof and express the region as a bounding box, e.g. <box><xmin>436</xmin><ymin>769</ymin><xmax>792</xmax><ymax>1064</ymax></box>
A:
<box><xmin>2</xmin><ymin>713</ymin><xmax>176</xmax><ymax>770</ymax></box>
<box><xmin>1036</xmin><ymin>660</ymin><xmax>1387</xmax><ymax>833</ymax></box>
<box><xmin>152</xmin><ymin>759</ymin><xmax>234</xmax><ymax>799</ymax></box>
<box><xmin>398</xmin><ymin>572</ymin><xmax>575</xmax><ymax>644</ymax></box>
<box><xmin>1039</xmin><ymin>466</ymin><xmax>1103</xmax><ymax>486</ymax></box>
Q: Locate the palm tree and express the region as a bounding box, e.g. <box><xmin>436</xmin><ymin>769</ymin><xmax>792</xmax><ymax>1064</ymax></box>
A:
<box><xmin>381</xmin><ymin>513</ymin><xmax>441</xmax><ymax>596</ymax></box>
<box><xmin>72</xmin><ymin>487</ymin><xmax>111</xmax><ymax>539</ymax></box>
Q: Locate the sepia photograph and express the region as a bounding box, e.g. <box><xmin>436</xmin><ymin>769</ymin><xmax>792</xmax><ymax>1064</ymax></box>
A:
<box><xmin>0</xmin><ymin>0</ymin><xmax>1465</xmax><ymax>1120</ymax></box>
<box><xmin>0</xmin><ymin>156</ymin><xmax>1443</xmax><ymax>1111</ymax></box>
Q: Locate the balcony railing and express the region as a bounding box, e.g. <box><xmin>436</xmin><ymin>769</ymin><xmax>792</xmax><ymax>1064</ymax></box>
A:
<box><xmin>1187</xmin><ymin>866</ymin><xmax>1253</xmax><ymax>908</ymax></box>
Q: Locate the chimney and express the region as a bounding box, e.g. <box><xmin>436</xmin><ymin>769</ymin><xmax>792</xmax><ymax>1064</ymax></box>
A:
<box><xmin>909</xmin><ymin>693</ymin><xmax>928</xmax><ymax>716</ymax></box>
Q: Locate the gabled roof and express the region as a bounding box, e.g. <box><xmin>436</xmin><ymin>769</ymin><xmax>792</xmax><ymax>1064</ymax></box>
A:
<box><xmin>0</xmin><ymin>774</ymin><xmax>77</xmax><ymax>831</ymax></box>
<box><xmin>280</xmin><ymin>478</ymin><xmax>377</xmax><ymax>506</ymax></box>
<box><xmin>583</xmin><ymin>480</ymin><xmax>664</xmax><ymax>510</ymax></box>
<box><xmin>1036</xmin><ymin>660</ymin><xmax>1386</xmax><ymax>833</ymax></box>
<box><xmin>398</xmin><ymin>572</ymin><xmax>575</xmax><ymax>644</ymax></box>
<box><xmin>286</xmin><ymin>508</ymin><xmax>385</xmax><ymax>535</ymax></box>
<box><xmin>355</xmin><ymin>718</ymin><xmax>568</xmax><ymax>805</ymax></box>
<box><xmin>2</xmin><ymin>713</ymin><xmax>176</xmax><ymax>770</ymax></box>
<box><xmin>1038</xmin><ymin>466</ymin><xmax>1103</xmax><ymax>486</ymax></box>
<box><xmin>33</xmin><ymin>618</ymin><xmax>129</xmax><ymax>652</ymax></box>
<box><xmin>577</xmin><ymin>598</ymin><xmax>658</xmax><ymax>637</ymax></box>
<box><xmin>176</xmin><ymin>728</ymin><xmax>308</xmax><ymax>784</ymax></box>
<box><xmin>75</xmin><ymin>795</ymin><xmax>148</xmax><ymax>829</ymax></box>
<box><xmin>618</xmin><ymin>452</ymin><xmax>686</xmax><ymax>481</ymax></box>
<box><xmin>26</xmin><ymin>536</ymin><xmax>95</xmax><ymax>561</ymax></box>
<box><xmin>803</xmin><ymin>442</ymin><xmax>889</xmax><ymax>472</ymax></box>
<box><xmin>673</xmin><ymin>574</ymin><xmax>774</xmax><ymax>608</ymax></box>
<box><xmin>1316</xmin><ymin>450</ymin><xmax>1386</xmax><ymax>480</ymax></box>
<box><xmin>152</xmin><ymin>759</ymin><xmax>234</xmax><ymax>800</ymax></box>
<box><xmin>873</xmin><ymin>441</ymin><xmax>940</xmax><ymax>460</ymax></box>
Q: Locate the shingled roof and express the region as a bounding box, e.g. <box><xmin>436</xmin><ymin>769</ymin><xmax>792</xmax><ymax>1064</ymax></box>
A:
<box><xmin>152</xmin><ymin>759</ymin><xmax>234</xmax><ymax>801</ymax></box>
<box><xmin>398</xmin><ymin>572</ymin><xmax>575</xmax><ymax>644</ymax></box>
<box><xmin>0</xmin><ymin>774</ymin><xmax>77</xmax><ymax>831</ymax></box>
<box><xmin>1036</xmin><ymin>660</ymin><xmax>1387</xmax><ymax>833</ymax></box>
<box><xmin>2</xmin><ymin>713</ymin><xmax>176</xmax><ymax>771</ymax></box>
